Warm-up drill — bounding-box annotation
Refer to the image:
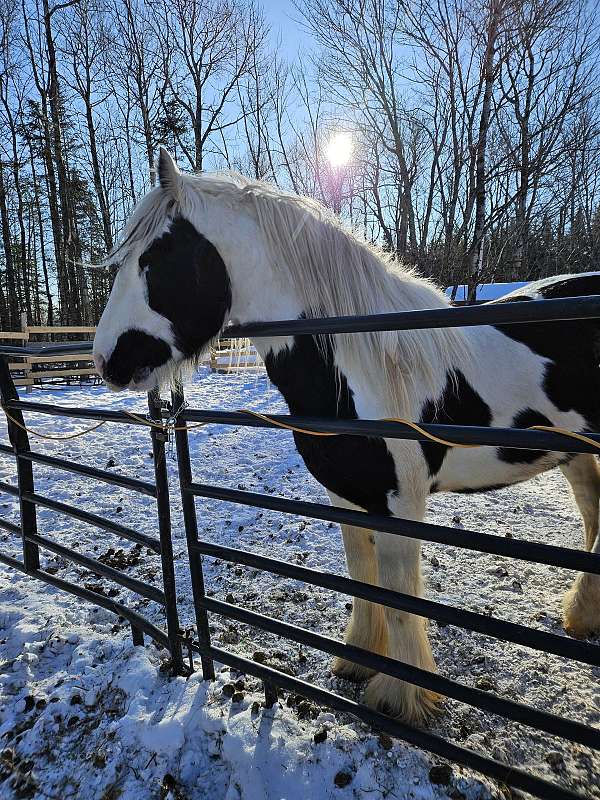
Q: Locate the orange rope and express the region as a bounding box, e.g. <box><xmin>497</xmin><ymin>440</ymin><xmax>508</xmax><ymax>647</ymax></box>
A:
<box><xmin>0</xmin><ymin>408</ymin><xmax>107</xmax><ymax>440</ymax></box>
<box><xmin>237</xmin><ymin>409</ymin><xmax>600</xmax><ymax>452</ymax></box>
<box><xmin>2</xmin><ymin>403</ymin><xmax>599</xmax><ymax>453</ymax></box>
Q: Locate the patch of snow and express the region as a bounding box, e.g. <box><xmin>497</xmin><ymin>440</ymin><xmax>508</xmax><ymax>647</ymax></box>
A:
<box><xmin>0</xmin><ymin>371</ymin><xmax>598</xmax><ymax>799</ymax></box>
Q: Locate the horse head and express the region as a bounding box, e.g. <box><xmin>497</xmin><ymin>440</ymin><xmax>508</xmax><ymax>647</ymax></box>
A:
<box><xmin>93</xmin><ymin>149</ymin><xmax>240</xmax><ymax>391</ymax></box>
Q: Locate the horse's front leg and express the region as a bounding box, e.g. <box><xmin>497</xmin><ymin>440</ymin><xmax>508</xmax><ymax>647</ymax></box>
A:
<box><xmin>331</xmin><ymin>521</ymin><xmax>388</xmax><ymax>682</ymax></box>
<box><xmin>561</xmin><ymin>454</ymin><xmax>600</xmax><ymax>637</ymax></box>
<box><xmin>363</xmin><ymin>488</ymin><xmax>440</xmax><ymax>725</ymax></box>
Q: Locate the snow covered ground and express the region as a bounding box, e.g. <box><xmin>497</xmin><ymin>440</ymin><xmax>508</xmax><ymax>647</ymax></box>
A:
<box><xmin>0</xmin><ymin>369</ymin><xmax>598</xmax><ymax>800</ymax></box>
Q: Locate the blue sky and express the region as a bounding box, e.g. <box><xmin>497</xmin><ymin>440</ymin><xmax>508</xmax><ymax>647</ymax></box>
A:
<box><xmin>261</xmin><ymin>0</ymin><xmax>311</xmax><ymax>59</ymax></box>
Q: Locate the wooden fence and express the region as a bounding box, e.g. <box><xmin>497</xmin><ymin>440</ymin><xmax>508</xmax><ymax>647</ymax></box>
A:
<box><xmin>0</xmin><ymin>321</ymin><xmax>264</xmax><ymax>389</ymax></box>
<box><xmin>209</xmin><ymin>338</ymin><xmax>264</xmax><ymax>373</ymax></box>
<box><xmin>1</xmin><ymin>319</ymin><xmax>97</xmax><ymax>389</ymax></box>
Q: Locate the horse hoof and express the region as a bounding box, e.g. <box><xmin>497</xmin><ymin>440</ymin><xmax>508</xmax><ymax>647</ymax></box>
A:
<box><xmin>562</xmin><ymin>577</ymin><xmax>600</xmax><ymax>639</ymax></box>
<box><xmin>363</xmin><ymin>673</ymin><xmax>442</xmax><ymax>726</ymax></box>
<box><xmin>331</xmin><ymin>656</ymin><xmax>376</xmax><ymax>683</ymax></box>
<box><xmin>563</xmin><ymin>617</ymin><xmax>599</xmax><ymax>639</ymax></box>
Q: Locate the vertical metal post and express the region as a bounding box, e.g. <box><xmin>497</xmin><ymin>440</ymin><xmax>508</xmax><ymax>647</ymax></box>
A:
<box><xmin>263</xmin><ymin>682</ymin><xmax>278</xmax><ymax>708</ymax></box>
<box><xmin>131</xmin><ymin>624</ymin><xmax>144</xmax><ymax>646</ymax></box>
<box><xmin>0</xmin><ymin>356</ymin><xmax>39</xmax><ymax>571</ymax></box>
<box><xmin>171</xmin><ymin>386</ymin><xmax>215</xmax><ymax>681</ymax></box>
<box><xmin>20</xmin><ymin>313</ymin><xmax>32</xmax><ymax>394</ymax></box>
<box><xmin>147</xmin><ymin>389</ymin><xmax>184</xmax><ymax>673</ymax></box>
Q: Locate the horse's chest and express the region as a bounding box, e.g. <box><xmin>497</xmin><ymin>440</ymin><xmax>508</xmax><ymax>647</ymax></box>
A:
<box><xmin>264</xmin><ymin>337</ymin><xmax>397</xmax><ymax>514</ymax></box>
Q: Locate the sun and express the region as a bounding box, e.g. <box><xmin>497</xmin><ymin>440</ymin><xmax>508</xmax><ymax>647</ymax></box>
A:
<box><xmin>325</xmin><ymin>131</ymin><xmax>354</xmax><ymax>168</ymax></box>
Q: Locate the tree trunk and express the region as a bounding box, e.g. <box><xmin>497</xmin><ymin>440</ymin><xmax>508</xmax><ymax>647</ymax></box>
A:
<box><xmin>467</xmin><ymin>0</ymin><xmax>503</xmax><ymax>299</ymax></box>
<box><xmin>3</xmin><ymin>100</ymin><xmax>33</xmax><ymax>321</ymax></box>
<box><xmin>29</xmin><ymin>143</ymin><xmax>53</xmax><ymax>324</ymax></box>
<box><xmin>42</xmin><ymin>0</ymin><xmax>82</xmax><ymax>322</ymax></box>
<box><xmin>0</xmin><ymin>157</ymin><xmax>19</xmax><ymax>327</ymax></box>
<box><xmin>83</xmin><ymin>89</ymin><xmax>113</xmax><ymax>252</ymax></box>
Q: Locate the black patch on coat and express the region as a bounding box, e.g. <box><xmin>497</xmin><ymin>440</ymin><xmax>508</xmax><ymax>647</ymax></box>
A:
<box><xmin>104</xmin><ymin>329</ymin><xmax>171</xmax><ymax>388</ymax></box>
<box><xmin>493</xmin><ymin>294</ymin><xmax>532</xmax><ymax>304</ymax></box>
<box><xmin>492</xmin><ymin>274</ymin><xmax>600</xmax><ymax>431</ymax></box>
<box><xmin>140</xmin><ymin>217</ymin><xmax>231</xmax><ymax>357</ymax></box>
<box><xmin>264</xmin><ymin>335</ymin><xmax>398</xmax><ymax>514</ymax></box>
<box><xmin>497</xmin><ymin>408</ymin><xmax>554</xmax><ymax>464</ymax></box>
<box><xmin>419</xmin><ymin>370</ymin><xmax>492</xmax><ymax>476</ymax></box>
<box><xmin>430</xmin><ymin>479</ymin><xmax>510</xmax><ymax>495</ymax></box>
<box><xmin>536</xmin><ymin>274</ymin><xmax>600</xmax><ymax>300</ymax></box>
<box><xmin>455</xmin><ymin>483</ymin><xmax>510</xmax><ymax>494</ymax></box>
<box><xmin>492</xmin><ymin>274</ymin><xmax>600</xmax><ymax>305</ymax></box>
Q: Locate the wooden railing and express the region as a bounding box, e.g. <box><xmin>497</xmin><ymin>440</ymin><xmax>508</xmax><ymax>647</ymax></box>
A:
<box><xmin>1</xmin><ymin>318</ymin><xmax>97</xmax><ymax>389</ymax></box>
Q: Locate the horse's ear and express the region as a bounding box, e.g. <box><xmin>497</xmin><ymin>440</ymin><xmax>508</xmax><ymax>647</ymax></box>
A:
<box><xmin>157</xmin><ymin>148</ymin><xmax>182</xmax><ymax>198</ymax></box>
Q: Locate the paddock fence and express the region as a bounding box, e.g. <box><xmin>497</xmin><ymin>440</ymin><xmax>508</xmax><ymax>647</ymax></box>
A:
<box><xmin>0</xmin><ymin>319</ymin><xmax>98</xmax><ymax>388</ymax></box>
<box><xmin>1</xmin><ymin>295</ymin><xmax>600</xmax><ymax>800</ymax></box>
<box><xmin>0</xmin><ymin>356</ymin><xmax>184</xmax><ymax>672</ymax></box>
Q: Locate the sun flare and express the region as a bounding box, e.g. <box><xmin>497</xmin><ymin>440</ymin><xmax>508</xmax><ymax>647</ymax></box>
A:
<box><xmin>325</xmin><ymin>131</ymin><xmax>354</xmax><ymax>167</ymax></box>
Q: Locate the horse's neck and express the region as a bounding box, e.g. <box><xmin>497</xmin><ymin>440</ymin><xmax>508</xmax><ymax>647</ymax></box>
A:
<box><xmin>262</xmin><ymin>334</ymin><xmax>358</xmax><ymax>420</ymax></box>
<box><xmin>230</xmin><ymin>247</ymin><xmax>456</xmax><ymax>419</ymax></box>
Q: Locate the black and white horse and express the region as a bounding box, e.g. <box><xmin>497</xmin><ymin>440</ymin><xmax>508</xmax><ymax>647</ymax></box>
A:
<box><xmin>93</xmin><ymin>149</ymin><xmax>600</xmax><ymax>723</ymax></box>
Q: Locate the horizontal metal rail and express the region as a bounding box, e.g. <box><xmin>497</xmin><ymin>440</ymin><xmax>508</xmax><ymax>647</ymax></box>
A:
<box><xmin>1</xmin><ymin>297</ymin><xmax>600</xmax><ymax>361</ymax></box>
<box><xmin>0</xmin><ymin>443</ymin><xmax>13</xmax><ymax>456</ymax></box>
<box><xmin>202</xmin><ymin>596</ymin><xmax>600</xmax><ymax>751</ymax></box>
<box><xmin>0</xmin><ymin>479</ymin><xmax>18</xmax><ymax>497</ymax></box>
<box><xmin>4</xmin><ymin>398</ymin><xmax>150</xmax><ymax>426</ymax></box>
<box><xmin>188</xmin><ymin>641</ymin><xmax>584</xmax><ymax>800</ymax></box>
<box><xmin>0</xmin><ymin>552</ymin><xmax>24</xmax><ymax>570</ymax></box>
<box><xmin>17</xmin><ymin>450</ymin><xmax>157</xmax><ymax>497</ymax></box>
<box><xmin>0</xmin><ymin>518</ymin><xmax>20</xmax><ymax>535</ymax></box>
<box><xmin>0</xmin><ymin>550</ymin><xmax>169</xmax><ymax>648</ymax></box>
<box><xmin>25</xmin><ymin>532</ymin><xmax>165</xmax><ymax>604</ymax></box>
<box><xmin>0</xmin><ymin>342</ymin><xmax>94</xmax><ymax>357</ymax></box>
<box><xmin>25</xmin><ymin>491</ymin><xmax>161</xmax><ymax>553</ymax></box>
<box><xmin>14</xmin><ymin>399</ymin><xmax>600</xmax><ymax>458</ymax></box>
<box><xmin>192</xmin><ymin>540</ymin><xmax>600</xmax><ymax>666</ymax></box>
<box><xmin>186</xmin><ymin>482</ymin><xmax>600</xmax><ymax>575</ymax></box>
<box><xmin>225</xmin><ymin>295</ymin><xmax>600</xmax><ymax>338</ymax></box>
<box><xmin>183</xmin><ymin>409</ymin><xmax>600</xmax><ymax>455</ymax></box>
<box><xmin>9</xmin><ymin>397</ymin><xmax>600</xmax><ymax>457</ymax></box>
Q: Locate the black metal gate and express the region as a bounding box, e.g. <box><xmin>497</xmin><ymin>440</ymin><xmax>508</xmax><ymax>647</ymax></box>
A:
<box><xmin>0</xmin><ymin>356</ymin><xmax>183</xmax><ymax>673</ymax></box>
<box><xmin>173</xmin><ymin>296</ymin><xmax>600</xmax><ymax>800</ymax></box>
<box><xmin>1</xmin><ymin>295</ymin><xmax>600</xmax><ymax>800</ymax></box>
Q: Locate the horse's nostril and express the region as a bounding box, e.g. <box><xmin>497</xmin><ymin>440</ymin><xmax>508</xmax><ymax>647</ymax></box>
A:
<box><xmin>93</xmin><ymin>353</ymin><xmax>105</xmax><ymax>375</ymax></box>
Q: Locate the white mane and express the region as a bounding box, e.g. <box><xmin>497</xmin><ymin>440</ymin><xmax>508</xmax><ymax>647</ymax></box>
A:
<box><xmin>108</xmin><ymin>170</ymin><xmax>470</xmax><ymax>415</ymax></box>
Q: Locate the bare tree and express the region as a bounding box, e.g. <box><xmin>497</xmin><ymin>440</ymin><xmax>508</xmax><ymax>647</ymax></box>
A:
<box><xmin>155</xmin><ymin>0</ymin><xmax>267</xmax><ymax>171</ymax></box>
<box><xmin>59</xmin><ymin>0</ymin><xmax>114</xmax><ymax>251</ymax></box>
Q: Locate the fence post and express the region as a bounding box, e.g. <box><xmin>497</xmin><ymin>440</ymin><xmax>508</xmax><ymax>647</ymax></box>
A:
<box><xmin>0</xmin><ymin>356</ymin><xmax>39</xmax><ymax>571</ymax></box>
<box><xmin>20</xmin><ymin>313</ymin><xmax>32</xmax><ymax>394</ymax></box>
<box><xmin>147</xmin><ymin>388</ymin><xmax>184</xmax><ymax>674</ymax></box>
<box><xmin>171</xmin><ymin>386</ymin><xmax>216</xmax><ymax>681</ymax></box>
